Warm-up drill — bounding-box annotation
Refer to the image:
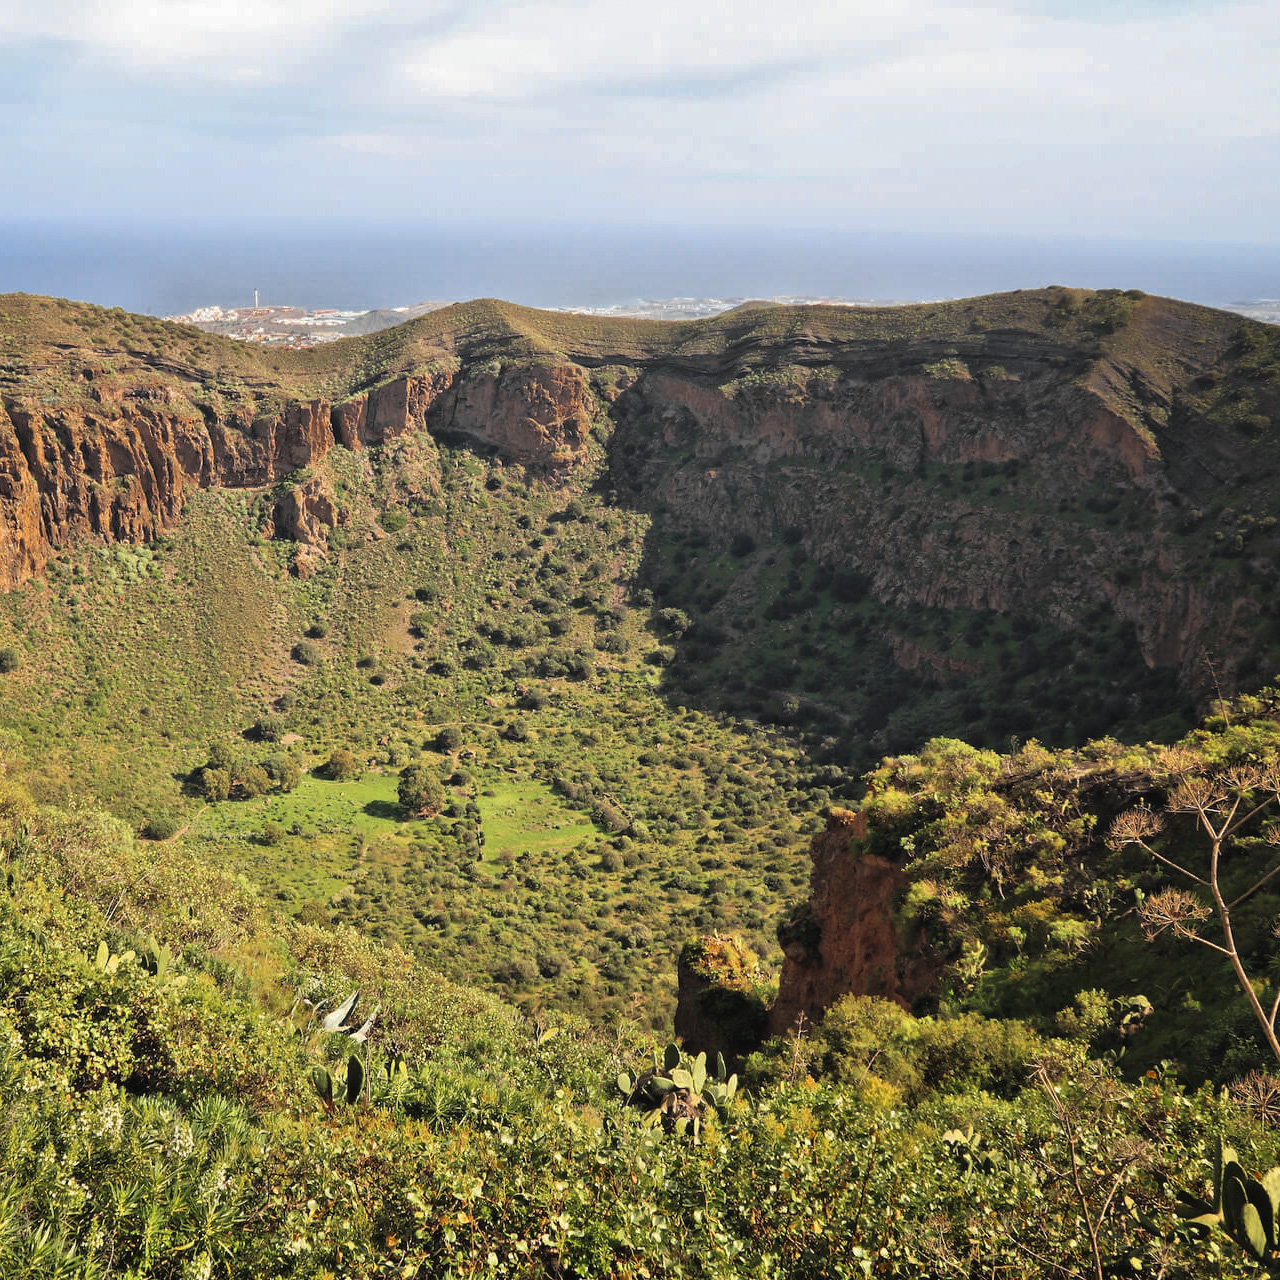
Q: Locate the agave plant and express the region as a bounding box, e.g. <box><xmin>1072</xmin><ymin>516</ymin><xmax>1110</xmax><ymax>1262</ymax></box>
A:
<box><xmin>298</xmin><ymin>988</ymin><xmax>399</xmax><ymax>1113</ymax></box>
<box><xmin>617</xmin><ymin>1043</ymin><xmax>738</xmax><ymax>1143</ymax></box>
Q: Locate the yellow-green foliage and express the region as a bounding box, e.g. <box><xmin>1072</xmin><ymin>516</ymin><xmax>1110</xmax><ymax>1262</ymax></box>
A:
<box><xmin>3</xmin><ymin>739</ymin><xmax>1280</xmax><ymax>1276</ymax></box>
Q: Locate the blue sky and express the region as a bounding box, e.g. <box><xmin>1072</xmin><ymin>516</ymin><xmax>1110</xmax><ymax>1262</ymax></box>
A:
<box><xmin>1</xmin><ymin>0</ymin><xmax>1276</xmax><ymax>243</ymax></box>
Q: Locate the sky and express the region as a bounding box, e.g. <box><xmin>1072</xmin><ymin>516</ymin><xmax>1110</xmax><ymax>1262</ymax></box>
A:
<box><xmin>1</xmin><ymin>0</ymin><xmax>1277</xmax><ymax>246</ymax></box>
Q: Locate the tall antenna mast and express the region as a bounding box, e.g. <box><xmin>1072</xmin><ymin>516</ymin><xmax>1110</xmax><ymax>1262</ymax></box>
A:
<box><xmin>254</xmin><ymin>288</ymin><xmax>259</xmax><ymax>309</ymax></box>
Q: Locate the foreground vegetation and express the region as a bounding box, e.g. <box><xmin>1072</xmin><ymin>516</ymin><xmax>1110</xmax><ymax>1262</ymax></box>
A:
<box><xmin>7</xmin><ymin>685</ymin><xmax>1280</xmax><ymax>1276</ymax></box>
<box><xmin>1</xmin><ymin>740</ymin><xmax>1279</xmax><ymax>1279</ymax></box>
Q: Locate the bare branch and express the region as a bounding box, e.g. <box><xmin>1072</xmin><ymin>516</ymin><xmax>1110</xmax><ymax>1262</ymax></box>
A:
<box><xmin>1225</xmin><ymin>793</ymin><xmax>1280</xmax><ymax>838</ymax></box>
<box><xmin>1228</xmin><ymin>862</ymin><xmax>1280</xmax><ymax>910</ymax></box>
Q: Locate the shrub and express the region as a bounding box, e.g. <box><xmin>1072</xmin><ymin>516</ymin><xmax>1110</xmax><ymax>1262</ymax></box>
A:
<box><xmin>140</xmin><ymin>813</ymin><xmax>179</xmax><ymax>841</ymax></box>
<box><xmin>397</xmin><ymin>765</ymin><xmax>446</xmax><ymax>818</ymax></box>
<box><xmin>379</xmin><ymin>508</ymin><xmax>409</xmax><ymax>533</ymax></box>
<box><xmin>435</xmin><ymin>726</ymin><xmax>463</xmax><ymax>753</ymax></box>
<box><xmin>658</xmin><ymin>607</ymin><xmax>692</xmax><ymax>637</ymax></box>
<box><xmin>0</xmin><ymin>647</ymin><xmax>18</xmax><ymax>673</ymax></box>
<box><xmin>730</xmin><ymin>533</ymin><xmax>756</xmax><ymax>558</ymax></box>
<box><xmin>325</xmin><ymin>749</ymin><xmax>362</xmax><ymax>782</ymax></box>
<box><xmin>238</xmin><ymin>765</ymin><xmax>272</xmax><ymax>798</ymax></box>
<box><xmin>253</xmin><ymin>716</ymin><xmax>286</xmax><ymax>743</ymax></box>
<box><xmin>293</xmin><ymin>640</ymin><xmax>321</xmax><ymax>665</ymax></box>
<box><xmin>305</xmin><ymin>620</ymin><xmax>330</xmax><ymax>639</ymax></box>
<box><xmin>197</xmin><ymin>767</ymin><xmax>232</xmax><ymax>802</ymax></box>
<box><xmin>262</xmin><ymin>754</ymin><xmax>301</xmax><ymax>792</ymax></box>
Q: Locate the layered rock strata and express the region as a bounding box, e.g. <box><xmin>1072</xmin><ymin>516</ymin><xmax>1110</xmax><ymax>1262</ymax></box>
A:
<box><xmin>0</xmin><ymin>362</ymin><xmax>595</xmax><ymax>590</ymax></box>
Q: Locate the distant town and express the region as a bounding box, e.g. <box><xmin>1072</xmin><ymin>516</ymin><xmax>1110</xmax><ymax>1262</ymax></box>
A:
<box><xmin>167</xmin><ymin>294</ymin><xmax>1280</xmax><ymax>346</ymax></box>
<box><xmin>163</xmin><ymin>300</ymin><xmax>451</xmax><ymax>347</ymax></box>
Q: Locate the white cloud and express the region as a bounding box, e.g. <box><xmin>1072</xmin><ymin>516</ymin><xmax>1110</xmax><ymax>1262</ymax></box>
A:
<box><xmin>0</xmin><ymin>0</ymin><xmax>402</xmax><ymax>75</ymax></box>
<box><xmin>0</xmin><ymin>0</ymin><xmax>1275</xmax><ymax>237</ymax></box>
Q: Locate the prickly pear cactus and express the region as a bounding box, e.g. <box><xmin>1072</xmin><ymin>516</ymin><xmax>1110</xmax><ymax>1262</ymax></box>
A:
<box><xmin>616</xmin><ymin>1043</ymin><xmax>739</xmax><ymax>1143</ymax></box>
<box><xmin>1176</xmin><ymin>1137</ymin><xmax>1280</xmax><ymax>1275</ymax></box>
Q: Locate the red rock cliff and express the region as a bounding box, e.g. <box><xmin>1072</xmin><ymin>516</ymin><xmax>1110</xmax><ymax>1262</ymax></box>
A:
<box><xmin>0</xmin><ymin>359</ymin><xmax>594</xmax><ymax>591</ymax></box>
<box><xmin>767</xmin><ymin>810</ymin><xmax>940</xmax><ymax>1038</ymax></box>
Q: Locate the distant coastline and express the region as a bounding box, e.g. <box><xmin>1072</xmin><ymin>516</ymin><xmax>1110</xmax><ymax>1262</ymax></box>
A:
<box><xmin>5</xmin><ymin>217</ymin><xmax>1280</xmax><ymax>321</ymax></box>
<box><xmin>166</xmin><ymin>292</ymin><xmax>1280</xmax><ymax>346</ymax></box>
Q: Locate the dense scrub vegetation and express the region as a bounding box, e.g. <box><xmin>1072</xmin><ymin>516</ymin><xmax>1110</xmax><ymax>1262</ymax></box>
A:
<box><xmin>0</xmin><ymin>439</ymin><xmax>850</xmax><ymax>1026</ymax></box>
<box><xmin>6</xmin><ymin>735</ymin><xmax>1280</xmax><ymax>1279</ymax></box>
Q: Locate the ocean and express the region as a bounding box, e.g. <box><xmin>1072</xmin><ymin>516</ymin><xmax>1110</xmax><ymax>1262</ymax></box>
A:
<box><xmin>1</xmin><ymin>218</ymin><xmax>1278</xmax><ymax>316</ymax></box>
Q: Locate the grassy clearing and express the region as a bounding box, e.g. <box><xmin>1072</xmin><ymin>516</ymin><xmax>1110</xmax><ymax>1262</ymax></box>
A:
<box><xmin>190</xmin><ymin>771</ymin><xmax>407</xmax><ymax>842</ymax></box>
<box><xmin>475</xmin><ymin>772</ymin><xmax>600</xmax><ymax>861</ymax></box>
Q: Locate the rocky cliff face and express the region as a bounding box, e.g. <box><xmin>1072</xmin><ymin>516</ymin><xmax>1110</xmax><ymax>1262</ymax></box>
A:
<box><xmin>0</xmin><ymin>359</ymin><xmax>595</xmax><ymax>590</ymax></box>
<box><xmin>606</xmin><ymin>298</ymin><xmax>1280</xmax><ymax>703</ymax></box>
<box><xmin>438</xmin><ymin>362</ymin><xmax>595</xmax><ymax>471</ymax></box>
<box><xmin>674</xmin><ymin>809</ymin><xmax>942</xmax><ymax>1055</ymax></box>
<box><xmin>767</xmin><ymin>810</ymin><xmax>939</xmax><ymax>1038</ymax></box>
<box><xmin>610</xmin><ymin>359</ymin><xmax>1222</xmax><ymax>683</ymax></box>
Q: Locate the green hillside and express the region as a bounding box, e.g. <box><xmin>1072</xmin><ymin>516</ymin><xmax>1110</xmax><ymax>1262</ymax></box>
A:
<box><xmin>6</xmin><ymin>696</ymin><xmax>1280</xmax><ymax>1277</ymax></box>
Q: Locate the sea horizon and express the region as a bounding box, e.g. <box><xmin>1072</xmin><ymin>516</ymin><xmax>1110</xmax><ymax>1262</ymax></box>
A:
<box><xmin>3</xmin><ymin>217</ymin><xmax>1280</xmax><ymax>318</ymax></box>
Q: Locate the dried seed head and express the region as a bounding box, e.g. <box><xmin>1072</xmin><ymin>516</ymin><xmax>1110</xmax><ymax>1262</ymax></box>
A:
<box><xmin>1168</xmin><ymin>775</ymin><xmax>1229</xmax><ymax>815</ymax></box>
<box><xmin>1224</xmin><ymin>764</ymin><xmax>1266</xmax><ymax>793</ymax></box>
<box><xmin>1157</xmin><ymin>746</ymin><xmax>1201</xmax><ymax>778</ymax></box>
<box><xmin>1229</xmin><ymin>1071</ymin><xmax>1280</xmax><ymax>1127</ymax></box>
<box><xmin>1138</xmin><ymin>888</ymin><xmax>1211</xmax><ymax>942</ymax></box>
<box><xmin>1106</xmin><ymin>807</ymin><xmax>1165</xmax><ymax>850</ymax></box>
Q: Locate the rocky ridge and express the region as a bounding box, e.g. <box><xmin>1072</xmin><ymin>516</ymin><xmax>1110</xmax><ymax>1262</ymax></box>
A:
<box><xmin>2</xmin><ymin>287</ymin><xmax>1279</xmax><ymax>694</ymax></box>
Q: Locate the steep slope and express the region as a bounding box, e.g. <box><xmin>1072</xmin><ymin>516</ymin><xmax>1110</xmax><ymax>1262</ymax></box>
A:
<box><xmin>3</xmin><ymin>287</ymin><xmax>1280</xmax><ymax>760</ymax></box>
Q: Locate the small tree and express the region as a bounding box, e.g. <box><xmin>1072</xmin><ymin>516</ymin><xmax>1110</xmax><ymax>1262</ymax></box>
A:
<box><xmin>1108</xmin><ymin>749</ymin><xmax>1280</xmax><ymax>1066</ymax></box>
<box><xmin>326</xmin><ymin>749</ymin><xmax>362</xmax><ymax>782</ymax></box>
<box><xmin>238</xmin><ymin>764</ymin><xmax>272</xmax><ymax>798</ymax></box>
<box><xmin>0</xmin><ymin>647</ymin><xmax>19</xmax><ymax>674</ymax></box>
<box><xmin>397</xmin><ymin>765</ymin><xmax>445</xmax><ymax>818</ymax></box>
<box><xmin>264</xmin><ymin>754</ymin><xmax>302</xmax><ymax>792</ymax></box>
<box><xmin>198</xmin><ymin>766</ymin><xmax>232</xmax><ymax>802</ymax></box>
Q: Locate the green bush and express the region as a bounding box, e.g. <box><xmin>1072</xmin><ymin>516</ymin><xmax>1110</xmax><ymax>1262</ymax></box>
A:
<box><xmin>398</xmin><ymin>764</ymin><xmax>446</xmax><ymax>818</ymax></box>
<box><xmin>253</xmin><ymin>715</ymin><xmax>286</xmax><ymax>742</ymax></box>
<box><xmin>238</xmin><ymin>764</ymin><xmax>272</xmax><ymax>798</ymax></box>
<box><xmin>325</xmin><ymin>748</ymin><xmax>362</xmax><ymax>781</ymax></box>
<box><xmin>140</xmin><ymin>813</ymin><xmax>180</xmax><ymax>841</ymax></box>
<box><xmin>0</xmin><ymin>647</ymin><xmax>18</xmax><ymax>673</ymax></box>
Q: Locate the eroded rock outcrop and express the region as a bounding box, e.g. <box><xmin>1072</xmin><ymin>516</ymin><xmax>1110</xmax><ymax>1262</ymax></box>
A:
<box><xmin>767</xmin><ymin>809</ymin><xmax>939</xmax><ymax>1038</ymax></box>
<box><xmin>675</xmin><ymin>809</ymin><xmax>942</xmax><ymax>1056</ymax></box>
<box><xmin>440</xmin><ymin>362</ymin><xmax>595</xmax><ymax>472</ymax></box>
